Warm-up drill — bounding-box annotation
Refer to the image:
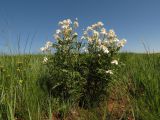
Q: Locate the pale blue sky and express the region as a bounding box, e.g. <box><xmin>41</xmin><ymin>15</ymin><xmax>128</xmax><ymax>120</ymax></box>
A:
<box><xmin>0</xmin><ymin>0</ymin><xmax>160</xmax><ymax>53</ymax></box>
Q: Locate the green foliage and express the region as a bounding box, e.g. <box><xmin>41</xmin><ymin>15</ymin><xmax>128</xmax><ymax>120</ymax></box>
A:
<box><xmin>78</xmin><ymin>53</ymin><xmax>114</xmax><ymax>108</ymax></box>
<box><xmin>40</xmin><ymin>55</ymin><xmax>86</xmax><ymax>103</ymax></box>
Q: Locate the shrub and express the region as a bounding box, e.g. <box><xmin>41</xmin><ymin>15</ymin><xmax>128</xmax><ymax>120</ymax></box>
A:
<box><xmin>39</xmin><ymin>19</ymin><xmax>126</xmax><ymax>110</ymax></box>
<box><xmin>78</xmin><ymin>22</ymin><xmax>126</xmax><ymax>108</ymax></box>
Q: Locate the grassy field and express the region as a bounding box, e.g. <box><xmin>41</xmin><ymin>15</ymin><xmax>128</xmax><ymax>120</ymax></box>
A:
<box><xmin>0</xmin><ymin>53</ymin><xmax>160</xmax><ymax>120</ymax></box>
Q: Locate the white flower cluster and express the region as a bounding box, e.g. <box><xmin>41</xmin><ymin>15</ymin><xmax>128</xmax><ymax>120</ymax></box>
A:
<box><xmin>40</xmin><ymin>41</ymin><xmax>53</xmax><ymax>52</ymax></box>
<box><xmin>117</xmin><ymin>39</ymin><xmax>127</xmax><ymax>47</ymax></box>
<box><xmin>82</xmin><ymin>22</ymin><xmax>127</xmax><ymax>53</ymax></box>
<box><xmin>53</xmin><ymin>18</ymin><xmax>79</xmax><ymax>42</ymax></box>
<box><xmin>40</xmin><ymin>41</ymin><xmax>53</xmax><ymax>63</ymax></box>
<box><xmin>58</xmin><ymin>19</ymin><xmax>72</xmax><ymax>29</ymax></box>
<box><xmin>40</xmin><ymin>19</ymin><xmax>127</xmax><ymax>72</ymax></box>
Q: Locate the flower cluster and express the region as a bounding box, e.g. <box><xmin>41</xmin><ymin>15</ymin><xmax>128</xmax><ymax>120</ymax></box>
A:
<box><xmin>53</xmin><ymin>18</ymin><xmax>79</xmax><ymax>43</ymax></box>
<box><xmin>40</xmin><ymin>41</ymin><xmax>53</xmax><ymax>64</ymax></box>
<box><xmin>41</xmin><ymin>19</ymin><xmax>126</xmax><ymax>72</ymax></box>
<box><xmin>82</xmin><ymin>22</ymin><xmax>126</xmax><ymax>53</ymax></box>
<box><xmin>40</xmin><ymin>41</ymin><xmax>53</xmax><ymax>53</ymax></box>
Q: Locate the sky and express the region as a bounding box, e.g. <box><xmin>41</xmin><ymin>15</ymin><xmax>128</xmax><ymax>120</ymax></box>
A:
<box><xmin>0</xmin><ymin>0</ymin><xmax>160</xmax><ymax>53</ymax></box>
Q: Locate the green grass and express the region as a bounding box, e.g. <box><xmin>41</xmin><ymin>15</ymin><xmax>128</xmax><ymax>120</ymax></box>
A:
<box><xmin>0</xmin><ymin>55</ymin><xmax>49</xmax><ymax>120</ymax></box>
<box><xmin>0</xmin><ymin>53</ymin><xmax>160</xmax><ymax>120</ymax></box>
<box><xmin>118</xmin><ymin>53</ymin><xmax>160</xmax><ymax>120</ymax></box>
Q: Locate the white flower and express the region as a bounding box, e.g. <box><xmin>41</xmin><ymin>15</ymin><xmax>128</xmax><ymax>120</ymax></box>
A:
<box><xmin>82</xmin><ymin>46</ymin><xmax>88</xmax><ymax>53</ymax></box>
<box><xmin>40</xmin><ymin>47</ymin><xmax>46</xmax><ymax>52</ymax></box>
<box><xmin>81</xmin><ymin>36</ymin><xmax>85</xmax><ymax>40</ymax></box>
<box><xmin>103</xmin><ymin>40</ymin><xmax>109</xmax><ymax>46</ymax></box>
<box><xmin>97</xmin><ymin>21</ymin><xmax>104</xmax><ymax>27</ymax></box>
<box><xmin>56</xmin><ymin>29</ymin><xmax>61</xmax><ymax>34</ymax></box>
<box><xmin>40</xmin><ymin>41</ymin><xmax>53</xmax><ymax>53</ymax></box>
<box><xmin>45</xmin><ymin>41</ymin><xmax>53</xmax><ymax>48</ymax></box>
<box><xmin>117</xmin><ymin>39</ymin><xmax>127</xmax><ymax>47</ymax></box>
<box><xmin>111</xmin><ymin>60</ymin><xmax>118</xmax><ymax>65</ymax></box>
<box><xmin>66</xmin><ymin>19</ymin><xmax>72</xmax><ymax>24</ymax></box>
<box><xmin>108</xmin><ymin>29</ymin><xmax>116</xmax><ymax>38</ymax></box>
<box><xmin>87</xmin><ymin>26</ymin><xmax>93</xmax><ymax>31</ymax></box>
<box><xmin>91</xmin><ymin>24</ymin><xmax>96</xmax><ymax>29</ymax></box>
<box><xmin>100</xmin><ymin>45</ymin><xmax>109</xmax><ymax>53</ymax></box>
<box><xmin>100</xmin><ymin>28</ymin><xmax>107</xmax><ymax>35</ymax></box>
<box><xmin>58</xmin><ymin>19</ymin><xmax>72</xmax><ymax>30</ymax></box>
<box><xmin>104</xmin><ymin>48</ymin><xmax>109</xmax><ymax>53</ymax></box>
<box><xmin>61</xmin><ymin>25</ymin><xmax>68</xmax><ymax>29</ymax></box>
<box><xmin>40</xmin><ymin>41</ymin><xmax>52</xmax><ymax>52</ymax></box>
<box><xmin>63</xmin><ymin>19</ymin><xmax>72</xmax><ymax>26</ymax></box>
<box><xmin>43</xmin><ymin>57</ymin><xmax>48</xmax><ymax>63</ymax></box>
<box><xmin>113</xmin><ymin>38</ymin><xmax>119</xmax><ymax>42</ymax></box>
<box><xmin>106</xmin><ymin>70</ymin><xmax>113</xmax><ymax>74</ymax></box>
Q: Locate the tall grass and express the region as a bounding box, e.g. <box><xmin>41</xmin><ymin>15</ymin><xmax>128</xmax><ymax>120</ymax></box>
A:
<box><xmin>0</xmin><ymin>53</ymin><xmax>160</xmax><ymax>119</ymax></box>
<box><xmin>119</xmin><ymin>53</ymin><xmax>160</xmax><ymax>120</ymax></box>
<box><xmin>0</xmin><ymin>55</ymin><xmax>49</xmax><ymax>119</ymax></box>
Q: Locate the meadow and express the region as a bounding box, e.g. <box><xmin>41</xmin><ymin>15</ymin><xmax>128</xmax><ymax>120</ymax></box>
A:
<box><xmin>0</xmin><ymin>19</ymin><xmax>159</xmax><ymax>120</ymax></box>
<box><xmin>0</xmin><ymin>53</ymin><xmax>160</xmax><ymax>120</ymax></box>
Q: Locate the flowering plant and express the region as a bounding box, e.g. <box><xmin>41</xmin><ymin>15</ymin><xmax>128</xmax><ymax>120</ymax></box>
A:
<box><xmin>39</xmin><ymin>19</ymin><xmax>85</xmax><ymax>107</ymax></box>
<box><xmin>77</xmin><ymin>22</ymin><xmax>126</xmax><ymax>108</ymax></box>
<box><xmin>40</xmin><ymin>19</ymin><xmax>126</xmax><ymax>109</ymax></box>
